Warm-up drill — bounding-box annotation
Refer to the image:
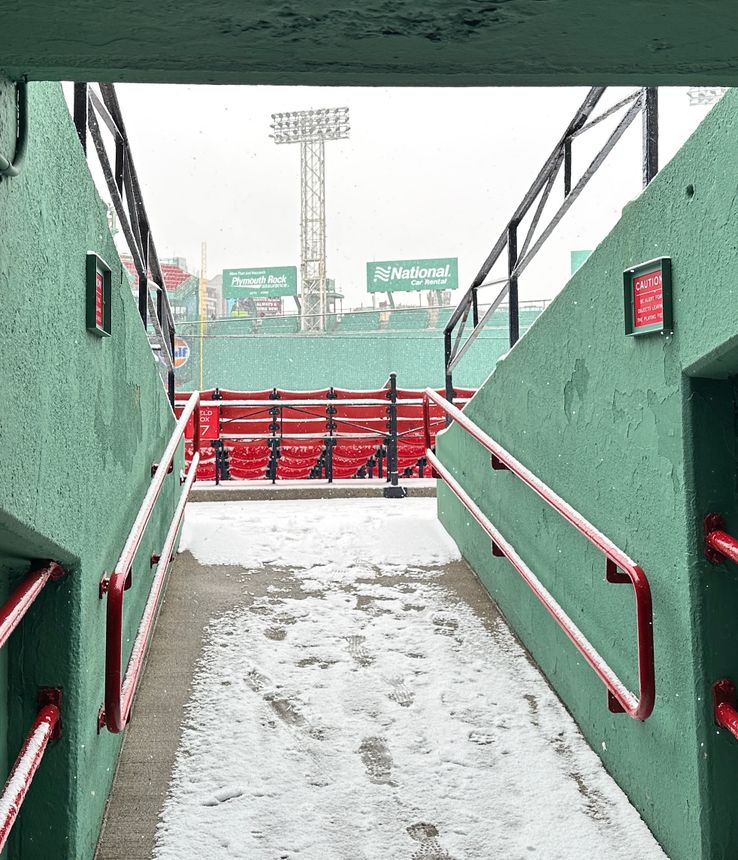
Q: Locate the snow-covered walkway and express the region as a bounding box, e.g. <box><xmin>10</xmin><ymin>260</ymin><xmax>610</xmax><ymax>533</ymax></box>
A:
<box><xmin>147</xmin><ymin>498</ymin><xmax>665</xmax><ymax>859</ymax></box>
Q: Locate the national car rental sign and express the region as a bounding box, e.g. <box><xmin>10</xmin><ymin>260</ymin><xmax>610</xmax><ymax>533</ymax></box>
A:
<box><xmin>366</xmin><ymin>258</ymin><xmax>458</xmax><ymax>293</ymax></box>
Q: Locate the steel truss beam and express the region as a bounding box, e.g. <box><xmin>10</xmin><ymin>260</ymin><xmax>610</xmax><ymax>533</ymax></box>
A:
<box><xmin>444</xmin><ymin>87</ymin><xmax>659</xmax><ymax>396</ymax></box>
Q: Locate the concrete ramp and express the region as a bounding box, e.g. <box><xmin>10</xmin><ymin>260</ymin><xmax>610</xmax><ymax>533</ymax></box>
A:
<box><xmin>97</xmin><ymin>498</ymin><xmax>665</xmax><ymax>859</ymax></box>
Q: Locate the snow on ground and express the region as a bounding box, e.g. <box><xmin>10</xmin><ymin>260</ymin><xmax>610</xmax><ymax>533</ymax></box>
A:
<box><xmin>154</xmin><ymin>498</ymin><xmax>666</xmax><ymax>860</ymax></box>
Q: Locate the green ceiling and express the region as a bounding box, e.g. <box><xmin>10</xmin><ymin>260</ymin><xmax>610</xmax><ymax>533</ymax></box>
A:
<box><xmin>1</xmin><ymin>0</ymin><xmax>736</xmax><ymax>85</ymax></box>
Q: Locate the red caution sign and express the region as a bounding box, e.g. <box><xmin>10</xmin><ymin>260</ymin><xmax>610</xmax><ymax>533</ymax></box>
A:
<box><xmin>623</xmin><ymin>257</ymin><xmax>672</xmax><ymax>337</ymax></box>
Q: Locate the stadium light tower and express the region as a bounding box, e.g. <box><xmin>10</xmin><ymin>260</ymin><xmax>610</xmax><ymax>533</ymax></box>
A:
<box><xmin>270</xmin><ymin>107</ymin><xmax>350</xmax><ymax>332</ymax></box>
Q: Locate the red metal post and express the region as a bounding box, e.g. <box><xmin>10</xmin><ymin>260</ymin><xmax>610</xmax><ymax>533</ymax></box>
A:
<box><xmin>102</xmin><ymin>451</ymin><xmax>200</xmax><ymax>733</ymax></box>
<box><xmin>0</xmin><ymin>561</ymin><xmax>64</xmax><ymax>651</ymax></box>
<box><xmin>422</xmin><ymin>393</ymin><xmax>432</xmax><ymax>454</ymax></box>
<box><xmin>714</xmin><ymin>679</ymin><xmax>738</xmax><ymax>740</ymax></box>
<box><xmin>0</xmin><ymin>699</ymin><xmax>61</xmax><ymax>852</ymax></box>
<box><xmin>424</xmin><ymin>390</ymin><xmax>656</xmax><ymax>721</ymax></box>
<box><xmin>704</xmin><ymin>513</ymin><xmax>738</xmax><ymax>565</ymax></box>
<box><xmin>192</xmin><ymin>395</ymin><xmax>201</xmax><ymax>459</ymax></box>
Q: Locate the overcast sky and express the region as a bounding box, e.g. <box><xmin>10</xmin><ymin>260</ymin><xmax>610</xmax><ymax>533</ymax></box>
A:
<box><xmin>79</xmin><ymin>85</ymin><xmax>717</xmax><ymax>309</ymax></box>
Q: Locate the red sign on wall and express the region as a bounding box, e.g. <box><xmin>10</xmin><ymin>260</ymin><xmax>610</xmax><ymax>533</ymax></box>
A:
<box><xmin>623</xmin><ymin>257</ymin><xmax>672</xmax><ymax>336</ymax></box>
<box><xmin>183</xmin><ymin>405</ymin><xmax>221</xmax><ymax>442</ymax></box>
<box><xmin>633</xmin><ymin>270</ymin><xmax>663</xmax><ymax>329</ymax></box>
<box><xmin>95</xmin><ymin>271</ymin><xmax>105</xmax><ymax>328</ymax></box>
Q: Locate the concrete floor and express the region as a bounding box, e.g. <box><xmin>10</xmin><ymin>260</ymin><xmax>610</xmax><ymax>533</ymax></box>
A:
<box><xmin>96</xmin><ymin>498</ymin><xmax>665</xmax><ymax>860</ymax></box>
<box><xmin>95</xmin><ymin>546</ymin><xmax>488</xmax><ymax>859</ymax></box>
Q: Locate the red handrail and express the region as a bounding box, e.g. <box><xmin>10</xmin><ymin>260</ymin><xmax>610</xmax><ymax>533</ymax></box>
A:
<box><xmin>714</xmin><ymin>679</ymin><xmax>738</xmax><ymax>740</ymax></box>
<box><xmin>0</xmin><ymin>561</ymin><xmax>64</xmax><ymax>650</ymax></box>
<box><xmin>100</xmin><ymin>391</ymin><xmax>200</xmax><ymax>733</ymax></box>
<box><xmin>704</xmin><ymin>513</ymin><xmax>738</xmax><ymax>565</ymax></box>
<box><xmin>424</xmin><ymin>388</ymin><xmax>655</xmax><ymax>720</ymax></box>
<box><xmin>0</xmin><ymin>695</ymin><xmax>61</xmax><ymax>852</ymax></box>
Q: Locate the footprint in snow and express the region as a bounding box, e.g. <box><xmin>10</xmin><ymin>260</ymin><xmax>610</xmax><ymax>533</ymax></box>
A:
<box><xmin>407</xmin><ymin>822</ymin><xmax>454</xmax><ymax>859</ymax></box>
<box><xmin>359</xmin><ymin>736</ymin><xmax>394</xmax><ymax>785</ymax></box>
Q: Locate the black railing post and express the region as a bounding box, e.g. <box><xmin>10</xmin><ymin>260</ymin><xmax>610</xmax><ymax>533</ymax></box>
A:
<box><xmin>326</xmin><ymin>388</ymin><xmax>337</xmax><ymax>484</ymax></box>
<box><xmin>643</xmin><ymin>88</ymin><xmax>659</xmax><ymax>188</ymax></box>
<box><xmin>166</xmin><ymin>319</ymin><xmax>175</xmax><ymax>406</ymax></box>
<box><xmin>444</xmin><ymin>327</ymin><xmax>454</xmax><ymax>410</ymax></box>
<box><xmin>508</xmin><ymin>222</ymin><xmax>520</xmax><ymax>347</ymax></box>
<box><xmin>268</xmin><ymin>389</ymin><xmax>280</xmax><ymax>484</ymax></box>
<box><xmin>383</xmin><ymin>373</ymin><xmax>407</xmax><ymax>499</ymax></box>
<box><xmin>471</xmin><ymin>286</ymin><xmax>479</xmax><ymax>327</ymax></box>
<box><xmin>212</xmin><ymin>440</ymin><xmax>222</xmax><ymax>486</ymax></box>
<box><xmin>73</xmin><ymin>83</ymin><xmax>88</xmax><ymax>153</ymax></box>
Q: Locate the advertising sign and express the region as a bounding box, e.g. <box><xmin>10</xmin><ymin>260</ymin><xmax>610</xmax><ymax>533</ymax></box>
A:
<box><xmin>366</xmin><ymin>258</ymin><xmax>458</xmax><ymax>293</ymax></box>
<box><xmin>623</xmin><ymin>258</ymin><xmax>672</xmax><ymax>336</ymax></box>
<box><xmin>223</xmin><ymin>266</ymin><xmax>298</xmax><ymax>299</ymax></box>
<box><xmin>184</xmin><ymin>404</ymin><xmax>221</xmax><ymax>442</ymax></box>
<box><xmin>173</xmin><ymin>337</ymin><xmax>190</xmax><ymax>368</ymax></box>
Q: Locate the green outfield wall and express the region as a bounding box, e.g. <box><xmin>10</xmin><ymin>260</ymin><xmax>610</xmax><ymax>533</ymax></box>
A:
<box><xmin>437</xmin><ymin>88</ymin><xmax>738</xmax><ymax>860</ymax></box>
<box><xmin>174</xmin><ymin>311</ymin><xmax>542</xmax><ymax>392</ymax></box>
<box><xmin>0</xmin><ymin>81</ymin><xmax>180</xmax><ymax>858</ymax></box>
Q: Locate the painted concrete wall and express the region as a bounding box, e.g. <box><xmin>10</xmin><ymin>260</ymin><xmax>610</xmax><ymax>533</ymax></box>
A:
<box><xmin>175</xmin><ymin>313</ymin><xmax>540</xmax><ymax>392</ymax></box>
<box><xmin>0</xmin><ymin>81</ymin><xmax>179</xmax><ymax>857</ymax></box>
<box><xmin>437</xmin><ymin>88</ymin><xmax>738</xmax><ymax>860</ymax></box>
<box><xmin>1</xmin><ymin>1</ymin><xmax>738</xmax><ymax>86</ymax></box>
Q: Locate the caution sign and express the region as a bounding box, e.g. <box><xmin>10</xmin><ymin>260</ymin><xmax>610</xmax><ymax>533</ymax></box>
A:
<box><xmin>623</xmin><ymin>258</ymin><xmax>672</xmax><ymax>337</ymax></box>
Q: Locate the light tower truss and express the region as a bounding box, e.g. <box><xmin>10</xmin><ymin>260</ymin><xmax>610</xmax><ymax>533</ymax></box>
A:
<box><xmin>270</xmin><ymin>108</ymin><xmax>350</xmax><ymax>332</ymax></box>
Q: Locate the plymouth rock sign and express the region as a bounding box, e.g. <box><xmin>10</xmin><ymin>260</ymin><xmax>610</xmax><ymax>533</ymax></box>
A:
<box><xmin>223</xmin><ymin>266</ymin><xmax>298</xmax><ymax>299</ymax></box>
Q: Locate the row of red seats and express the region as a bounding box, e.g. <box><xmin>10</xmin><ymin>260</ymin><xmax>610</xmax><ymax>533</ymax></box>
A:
<box><xmin>179</xmin><ymin>387</ymin><xmax>475</xmax><ymax>481</ymax></box>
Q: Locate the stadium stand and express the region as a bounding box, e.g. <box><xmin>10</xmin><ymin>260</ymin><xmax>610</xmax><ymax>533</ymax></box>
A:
<box><xmin>176</xmin><ymin>383</ymin><xmax>476</xmax><ymax>483</ymax></box>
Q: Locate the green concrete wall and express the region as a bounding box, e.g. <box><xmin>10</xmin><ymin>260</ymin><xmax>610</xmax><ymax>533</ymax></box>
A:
<box><xmin>175</xmin><ymin>311</ymin><xmax>541</xmax><ymax>392</ymax></box>
<box><xmin>437</xmin><ymin>88</ymin><xmax>738</xmax><ymax>860</ymax></box>
<box><xmin>1</xmin><ymin>1</ymin><xmax>737</xmax><ymax>85</ymax></box>
<box><xmin>0</xmin><ymin>81</ymin><xmax>180</xmax><ymax>857</ymax></box>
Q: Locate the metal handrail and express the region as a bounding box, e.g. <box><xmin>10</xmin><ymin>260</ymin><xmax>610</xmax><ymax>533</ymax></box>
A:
<box><xmin>0</xmin><ymin>80</ymin><xmax>28</xmax><ymax>179</ymax></box>
<box><xmin>99</xmin><ymin>391</ymin><xmax>200</xmax><ymax>733</ymax></box>
<box><xmin>0</xmin><ymin>694</ymin><xmax>61</xmax><ymax>852</ymax></box>
<box><xmin>443</xmin><ymin>86</ymin><xmax>658</xmax><ymax>402</ymax></box>
<box><xmin>704</xmin><ymin>513</ymin><xmax>738</xmax><ymax>565</ymax></box>
<box><xmin>714</xmin><ymin>679</ymin><xmax>738</xmax><ymax>740</ymax></box>
<box><xmin>424</xmin><ymin>388</ymin><xmax>655</xmax><ymax>720</ymax></box>
<box><xmin>0</xmin><ymin>561</ymin><xmax>65</xmax><ymax>650</ymax></box>
<box><xmin>74</xmin><ymin>82</ymin><xmax>176</xmax><ymax>405</ymax></box>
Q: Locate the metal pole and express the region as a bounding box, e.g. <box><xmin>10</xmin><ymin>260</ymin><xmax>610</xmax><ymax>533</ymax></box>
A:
<box><xmin>268</xmin><ymin>391</ymin><xmax>280</xmax><ymax>484</ymax></box>
<box><xmin>444</xmin><ymin>328</ymin><xmax>454</xmax><ymax>410</ymax></box>
<box><xmin>326</xmin><ymin>388</ymin><xmax>336</xmax><ymax>484</ymax></box>
<box><xmin>383</xmin><ymin>373</ymin><xmax>407</xmax><ymax>498</ymax></box>
<box><xmin>508</xmin><ymin>223</ymin><xmax>520</xmax><ymax>347</ymax></box>
<box><xmin>73</xmin><ymin>83</ymin><xmax>88</xmax><ymax>153</ymax></box>
<box><xmin>643</xmin><ymin>88</ymin><xmax>659</xmax><ymax>187</ymax></box>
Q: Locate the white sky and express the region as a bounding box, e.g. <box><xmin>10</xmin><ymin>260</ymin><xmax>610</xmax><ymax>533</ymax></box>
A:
<box><xmin>76</xmin><ymin>85</ymin><xmax>717</xmax><ymax>309</ymax></box>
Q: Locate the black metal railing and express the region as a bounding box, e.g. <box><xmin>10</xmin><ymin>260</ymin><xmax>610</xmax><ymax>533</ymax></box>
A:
<box><xmin>444</xmin><ymin>86</ymin><xmax>659</xmax><ymax>402</ymax></box>
<box><xmin>72</xmin><ymin>83</ymin><xmax>176</xmax><ymax>405</ymax></box>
